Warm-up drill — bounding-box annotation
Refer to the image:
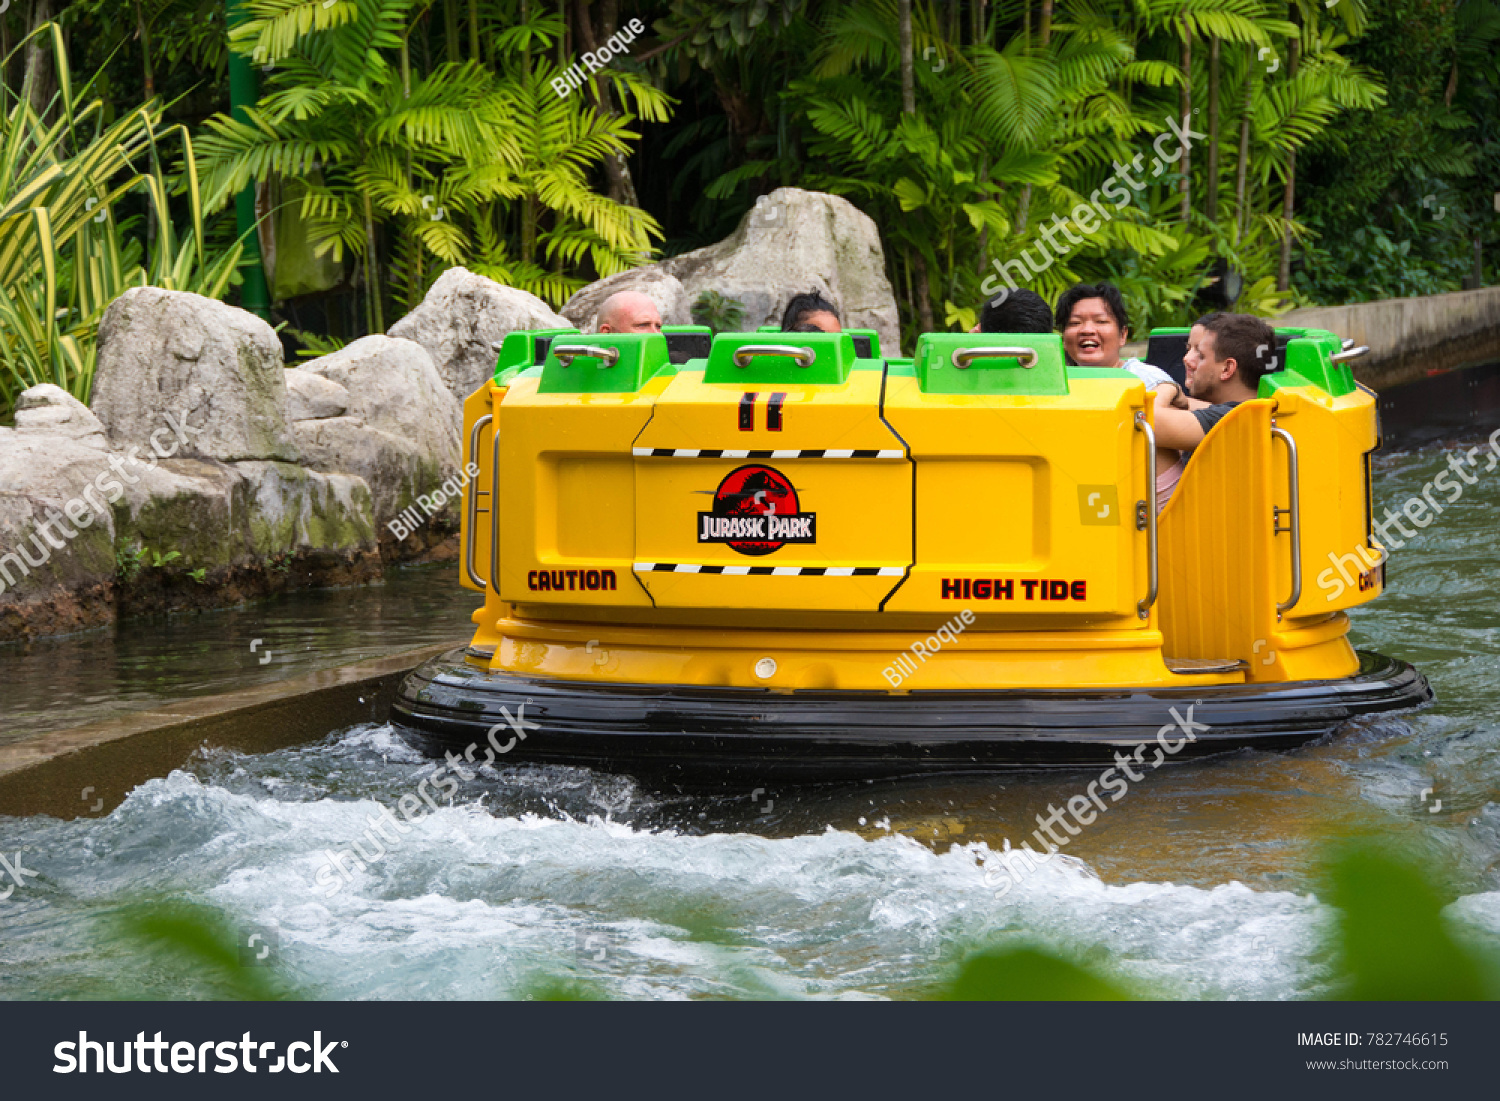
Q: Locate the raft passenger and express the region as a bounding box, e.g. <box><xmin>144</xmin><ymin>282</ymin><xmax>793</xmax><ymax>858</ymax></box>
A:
<box><xmin>1055</xmin><ymin>282</ymin><xmax>1172</xmax><ymax>388</ymax></box>
<box><xmin>1150</xmin><ymin>312</ymin><xmax>1276</xmax><ymax>508</ymax></box>
<box><xmin>978</xmin><ymin>287</ymin><xmax>1053</xmax><ymax>333</ymax></box>
<box><xmin>781</xmin><ymin>292</ymin><xmax>842</xmax><ymax>333</ymax></box>
<box><xmin>1055</xmin><ymin>281</ymin><xmax>1182</xmax><ymax>509</ymax></box>
<box><xmin>596</xmin><ymin>291</ymin><xmax>662</xmax><ymax>334</ymax></box>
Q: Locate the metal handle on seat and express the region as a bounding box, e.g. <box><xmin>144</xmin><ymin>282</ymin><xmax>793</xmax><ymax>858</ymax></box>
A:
<box><xmin>951</xmin><ymin>346</ymin><xmax>1039</xmax><ymax>369</ymax></box>
<box><xmin>1272</xmin><ymin>426</ymin><xmax>1302</xmax><ymax>616</ymax></box>
<box><xmin>490</xmin><ymin>423</ymin><xmax>503</xmax><ymax>594</ymax></box>
<box><xmin>464</xmin><ymin>413</ymin><xmax>493</xmax><ymax>589</ymax></box>
<box><xmin>1330</xmin><ymin>345</ymin><xmax>1368</xmax><ymax>362</ymax></box>
<box><xmin>732</xmin><ymin>344</ymin><xmax>816</xmax><ymax>367</ymax></box>
<box><xmin>1134</xmin><ymin>410</ymin><xmax>1158</xmax><ymax>620</ymax></box>
<box><xmin>552</xmin><ymin>343</ymin><xmax>619</xmax><ymax>367</ymax></box>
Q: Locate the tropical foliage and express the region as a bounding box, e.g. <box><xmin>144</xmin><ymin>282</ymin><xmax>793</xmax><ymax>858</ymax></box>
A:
<box><xmin>1297</xmin><ymin>0</ymin><xmax>1500</xmax><ymax>301</ymax></box>
<box><xmin>657</xmin><ymin>0</ymin><xmax>1391</xmax><ymax>345</ymax></box>
<box><xmin>0</xmin><ymin>0</ymin><xmax>1495</xmax><ymax>417</ymax></box>
<box><xmin>197</xmin><ymin>0</ymin><xmax>668</xmax><ymax>329</ymax></box>
<box><xmin>0</xmin><ymin>23</ymin><xmax>240</xmax><ymax>418</ymax></box>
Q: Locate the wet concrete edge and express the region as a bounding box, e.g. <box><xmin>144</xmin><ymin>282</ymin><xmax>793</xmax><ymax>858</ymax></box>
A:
<box><xmin>0</xmin><ymin>642</ymin><xmax>457</xmax><ymax>820</ymax></box>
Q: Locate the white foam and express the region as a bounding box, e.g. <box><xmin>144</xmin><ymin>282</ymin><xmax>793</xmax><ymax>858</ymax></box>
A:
<box><xmin>0</xmin><ymin>769</ymin><xmax>1392</xmax><ymax>999</ymax></box>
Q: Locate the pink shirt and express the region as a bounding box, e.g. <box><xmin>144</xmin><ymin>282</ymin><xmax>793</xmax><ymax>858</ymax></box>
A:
<box><xmin>1156</xmin><ymin>457</ymin><xmax>1184</xmax><ymax>511</ymax></box>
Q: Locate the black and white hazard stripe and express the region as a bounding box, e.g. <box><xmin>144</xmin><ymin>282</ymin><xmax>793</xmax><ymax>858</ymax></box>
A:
<box><xmin>631</xmin><ymin>447</ymin><xmax>905</xmax><ymax>459</ymax></box>
<box><xmin>634</xmin><ymin>563</ymin><xmax>904</xmax><ymax>576</ymax></box>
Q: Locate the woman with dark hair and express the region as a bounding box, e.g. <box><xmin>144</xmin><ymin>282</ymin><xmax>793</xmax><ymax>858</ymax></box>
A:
<box><xmin>1054</xmin><ymin>282</ymin><xmax>1173</xmax><ymax>391</ymax></box>
<box><xmin>1056</xmin><ymin>282</ymin><xmax>1181</xmax><ymax>510</ymax></box>
<box><xmin>781</xmin><ymin>292</ymin><xmax>842</xmax><ymax>333</ymax></box>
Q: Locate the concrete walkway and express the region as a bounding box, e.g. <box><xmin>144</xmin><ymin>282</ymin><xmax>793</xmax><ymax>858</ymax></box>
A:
<box><xmin>0</xmin><ymin>642</ymin><xmax>454</xmax><ymax>820</ymax></box>
<box><xmin>1278</xmin><ymin>285</ymin><xmax>1500</xmax><ymax>391</ymax></box>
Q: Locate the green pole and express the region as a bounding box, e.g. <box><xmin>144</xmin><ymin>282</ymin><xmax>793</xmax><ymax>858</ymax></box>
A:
<box><xmin>226</xmin><ymin>0</ymin><xmax>272</xmax><ymax>319</ymax></box>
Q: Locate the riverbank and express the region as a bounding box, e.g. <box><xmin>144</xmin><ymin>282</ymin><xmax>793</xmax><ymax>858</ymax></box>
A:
<box><xmin>1279</xmin><ymin>285</ymin><xmax>1500</xmax><ymax>391</ymax></box>
<box><xmin>0</xmin><ymin>642</ymin><xmax>452</xmax><ymax>820</ymax></box>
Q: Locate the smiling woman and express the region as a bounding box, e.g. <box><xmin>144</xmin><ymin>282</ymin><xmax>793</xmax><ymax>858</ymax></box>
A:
<box><xmin>1056</xmin><ymin>282</ymin><xmax>1181</xmax><ymax>500</ymax></box>
<box><xmin>1057</xmin><ymin>283</ymin><xmax>1137</xmax><ymax>371</ymax></box>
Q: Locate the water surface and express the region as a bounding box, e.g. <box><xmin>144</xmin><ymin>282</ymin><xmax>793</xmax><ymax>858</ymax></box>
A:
<box><xmin>2</xmin><ymin>430</ymin><xmax>1498</xmax><ymax>1000</ymax></box>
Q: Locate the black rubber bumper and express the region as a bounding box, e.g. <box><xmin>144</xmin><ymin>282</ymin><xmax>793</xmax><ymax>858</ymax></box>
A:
<box><xmin>389</xmin><ymin>648</ymin><xmax>1433</xmax><ymax>782</ymax></box>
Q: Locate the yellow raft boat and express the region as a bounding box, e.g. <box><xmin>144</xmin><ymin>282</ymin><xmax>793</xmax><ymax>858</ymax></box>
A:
<box><xmin>391</xmin><ymin>325</ymin><xmax>1430</xmax><ymax>780</ymax></box>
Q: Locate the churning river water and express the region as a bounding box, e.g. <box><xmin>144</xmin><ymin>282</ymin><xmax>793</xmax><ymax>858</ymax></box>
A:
<box><xmin>2</xmin><ymin>431</ymin><xmax>1499</xmax><ymax>1000</ymax></box>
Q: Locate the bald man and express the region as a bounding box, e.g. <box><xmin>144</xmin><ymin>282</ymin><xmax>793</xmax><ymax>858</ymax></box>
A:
<box><xmin>596</xmin><ymin>291</ymin><xmax>662</xmax><ymax>334</ymax></box>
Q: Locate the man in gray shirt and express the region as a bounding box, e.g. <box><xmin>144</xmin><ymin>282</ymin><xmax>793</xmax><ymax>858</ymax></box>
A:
<box><xmin>1151</xmin><ymin>312</ymin><xmax>1277</xmax><ymax>452</ymax></box>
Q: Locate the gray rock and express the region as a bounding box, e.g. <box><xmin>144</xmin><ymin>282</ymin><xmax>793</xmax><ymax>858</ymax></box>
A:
<box><xmin>291</xmin><ymin>336</ymin><xmax>461</xmax><ymax>531</ymax></box>
<box><xmin>112</xmin><ymin>456</ymin><xmax>375</xmax><ymax>568</ymax></box>
<box><xmin>562</xmin><ymin>268</ymin><xmax>692</xmax><ymax>332</ymax></box>
<box><xmin>228</xmin><ymin>461</ymin><xmax>376</xmax><ymax>557</ymax></box>
<box><xmin>285</xmin><ymin>369</ymin><xmax>349</xmax><ymax>421</ymax></box>
<box><xmin>91</xmin><ymin>287</ymin><xmax>298</xmax><ymax>463</ymax></box>
<box><xmin>13</xmin><ymin>385</ymin><xmax>109</xmax><ymax>449</ymax></box>
<box><xmin>0</xmin><ymin>432</ymin><xmax>119</xmax><ymax>597</ymax></box>
<box><xmin>388</xmin><ymin>266</ymin><xmax>570</xmax><ymax>402</ymax></box>
<box><xmin>657</xmin><ymin>187</ymin><xmax>902</xmax><ymax>354</ymax></box>
<box><xmin>290</xmin><ymin>417</ymin><xmax>445</xmax><ymax>535</ymax></box>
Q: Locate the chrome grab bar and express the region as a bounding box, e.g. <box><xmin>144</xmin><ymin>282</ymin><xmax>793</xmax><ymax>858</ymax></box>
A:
<box><xmin>464</xmin><ymin>413</ymin><xmax>492</xmax><ymax>589</ymax></box>
<box><xmin>1330</xmin><ymin>344</ymin><xmax>1368</xmax><ymax>362</ymax></box>
<box><xmin>732</xmin><ymin>344</ymin><xmax>815</xmax><ymax>367</ymax></box>
<box><xmin>1134</xmin><ymin>410</ymin><xmax>1158</xmax><ymax>620</ymax></box>
<box><xmin>1341</xmin><ymin>337</ymin><xmax>1355</xmax><ymax>350</ymax></box>
<box><xmin>951</xmin><ymin>346</ymin><xmax>1039</xmax><ymax>370</ymax></box>
<box><xmin>552</xmin><ymin>343</ymin><xmax>619</xmax><ymax>367</ymax></box>
<box><xmin>1271</xmin><ymin>426</ymin><xmax>1302</xmax><ymax>616</ymax></box>
<box><xmin>490</xmin><ymin>422</ymin><xmax>503</xmax><ymax>595</ymax></box>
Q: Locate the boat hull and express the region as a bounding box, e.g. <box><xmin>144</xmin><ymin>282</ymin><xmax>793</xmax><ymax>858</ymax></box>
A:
<box><xmin>390</xmin><ymin>648</ymin><xmax>1433</xmax><ymax>782</ymax></box>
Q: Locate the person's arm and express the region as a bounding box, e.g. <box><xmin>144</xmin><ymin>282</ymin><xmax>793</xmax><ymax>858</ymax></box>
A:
<box><xmin>1151</xmin><ymin>385</ymin><xmax>1207</xmax><ymax>450</ymax></box>
<box><xmin>1154</xmin><ymin>381</ymin><xmax>1210</xmax><ymax>411</ymax></box>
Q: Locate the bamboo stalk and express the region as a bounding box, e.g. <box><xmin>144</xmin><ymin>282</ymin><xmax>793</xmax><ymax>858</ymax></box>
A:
<box><xmin>1234</xmin><ymin>66</ymin><xmax>1251</xmax><ymax>243</ymax></box>
<box><xmin>899</xmin><ymin>0</ymin><xmax>914</xmax><ymax>114</ymax></box>
<box><xmin>1180</xmin><ymin>29</ymin><xmax>1191</xmax><ymax>223</ymax></box>
<box><xmin>1207</xmin><ymin>36</ymin><xmax>1219</xmax><ymax>223</ymax></box>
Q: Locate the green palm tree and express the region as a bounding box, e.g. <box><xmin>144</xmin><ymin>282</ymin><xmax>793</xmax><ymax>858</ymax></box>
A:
<box><xmin>198</xmin><ymin>0</ymin><xmax>666</xmax><ymax>326</ymax></box>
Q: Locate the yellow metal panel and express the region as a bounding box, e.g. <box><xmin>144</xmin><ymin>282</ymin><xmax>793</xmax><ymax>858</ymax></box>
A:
<box><xmin>496</xmin><ymin>375</ymin><xmax>659</xmax><ymax>610</ymax></box>
<box><xmin>1158</xmin><ymin>401</ymin><xmax>1275</xmax><ymax>666</ymax></box>
<box><xmin>917</xmin><ymin>458</ymin><xmax>1044</xmax><ymax>568</ymax></box>
<box><xmin>481</xmin><ymin>614</ymin><xmax>1203</xmax><ymax>690</ymax></box>
<box><xmin>1272</xmin><ymin>386</ymin><xmax>1383</xmax><ymax>617</ymax></box>
<box><xmin>459</xmin><ymin>379</ymin><xmax>497</xmax><ymax>594</ymax></box>
<box><xmin>882</xmin><ymin>376</ymin><xmax>1149</xmax><ymax>623</ymax></box>
<box><xmin>632</xmin><ymin>368</ymin><xmax>910</xmax><ymax>612</ymax></box>
<box><xmin>556</xmin><ymin>457</ymin><xmax>634</xmax><ymax>559</ymax></box>
<box><xmin>1157</xmin><ymin>399</ymin><xmax>1358</xmax><ymax>682</ymax></box>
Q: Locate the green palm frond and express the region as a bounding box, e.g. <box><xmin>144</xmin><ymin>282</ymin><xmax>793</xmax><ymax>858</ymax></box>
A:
<box><xmin>231</xmin><ymin>0</ymin><xmax>358</xmax><ymax>64</ymax></box>
<box><xmin>966</xmin><ymin>41</ymin><xmax>1062</xmax><ymax>147</ymax></box>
